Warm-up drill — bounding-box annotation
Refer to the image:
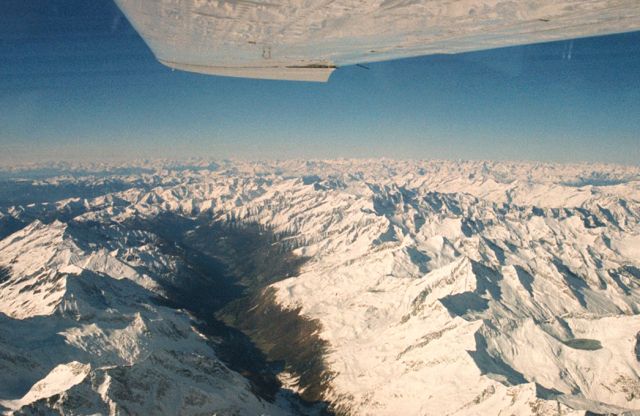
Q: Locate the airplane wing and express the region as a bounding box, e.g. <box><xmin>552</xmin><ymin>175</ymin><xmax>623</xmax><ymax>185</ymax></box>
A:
<box><xmin>114</xmin><ymin>0</ymin><xmax>640</xmax><ymax>82</ymax></box>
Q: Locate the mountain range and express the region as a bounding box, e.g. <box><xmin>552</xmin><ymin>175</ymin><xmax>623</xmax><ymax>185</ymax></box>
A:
<box><xmin>1</xmin><ymin>159</ymin><xmax>639</xmax><ymax>415</ymax></box>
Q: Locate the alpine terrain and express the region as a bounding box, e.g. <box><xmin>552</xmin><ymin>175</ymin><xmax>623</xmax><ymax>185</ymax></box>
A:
<box><xmin>0</xmin><ymin>159</ymin><xmax>639</xmax><ymax>415</ymax></box>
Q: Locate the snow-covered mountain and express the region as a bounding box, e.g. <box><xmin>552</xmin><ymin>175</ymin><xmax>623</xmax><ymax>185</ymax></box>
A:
<box><xmin>1</xmin><ymin>159</ymin><xmax>639</xmax><ymax>415</ymax></box>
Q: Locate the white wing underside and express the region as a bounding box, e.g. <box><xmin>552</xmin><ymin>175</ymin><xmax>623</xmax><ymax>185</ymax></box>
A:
<box><xmin>114</xmin><ymin>0</ymin><xmax>640</xmax><ymax>82</ymax></box>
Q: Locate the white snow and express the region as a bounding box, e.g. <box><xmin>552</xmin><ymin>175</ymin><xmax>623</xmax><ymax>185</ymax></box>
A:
<box><xmin>612</xmin><ymin>234</ymin><xmax>640</xmax><ymax>259</ymax></box>
<box><xmin>0</xmin><ymin>362</ymin><xmax>91</xmax><ymax>411</ymax></box>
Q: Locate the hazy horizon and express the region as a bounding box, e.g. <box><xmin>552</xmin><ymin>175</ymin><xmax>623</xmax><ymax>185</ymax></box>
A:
<box><xmin>2</xmin><ymin>154</ymin><xmax>640</xmax><ymax>168</ymax></box>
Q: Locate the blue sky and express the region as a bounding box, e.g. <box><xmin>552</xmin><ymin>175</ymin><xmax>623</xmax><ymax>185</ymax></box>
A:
<box><xmin>1</xmin><ymin>0</ymin><xmax>639</xmax><ymax>164</ymax></box>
